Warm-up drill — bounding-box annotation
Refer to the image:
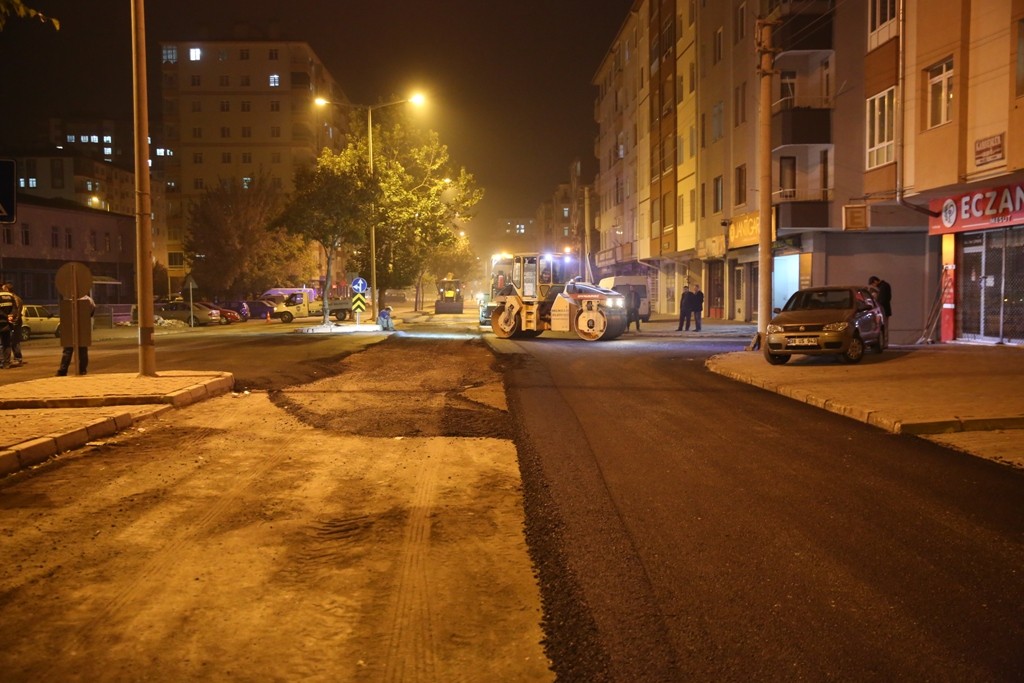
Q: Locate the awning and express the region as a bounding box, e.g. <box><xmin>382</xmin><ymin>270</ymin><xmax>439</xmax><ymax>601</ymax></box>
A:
<box><xmin>93</xmin><ymin>276</ymin><xmax>123</xmax><ymax>286</ymax></box>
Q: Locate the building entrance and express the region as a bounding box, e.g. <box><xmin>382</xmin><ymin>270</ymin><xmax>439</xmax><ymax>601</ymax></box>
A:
<box><xmin>956</xmin><ymin>226</ymin><xmax>1024</xmax><ymax>343</ymax></box>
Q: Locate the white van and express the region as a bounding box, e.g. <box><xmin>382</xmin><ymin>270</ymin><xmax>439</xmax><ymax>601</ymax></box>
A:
<box><xmin>599</xmin><ymin>276</ymin><xmax>651</xmax><ymax>322</ymax></box>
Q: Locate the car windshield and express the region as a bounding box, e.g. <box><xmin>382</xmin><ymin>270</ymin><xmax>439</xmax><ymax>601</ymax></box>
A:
<box><xmin>784</xmin><ymin>289</ymin><xmax>853</xmax><ymax>311</ymax></box>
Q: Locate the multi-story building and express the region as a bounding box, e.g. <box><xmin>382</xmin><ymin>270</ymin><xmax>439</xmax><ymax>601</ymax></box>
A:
<box><xmin>497</xmin><ymin>217</ymin><xmax>540</xmax><ymax>252</ymax></box>
<box><xmin>593</xmin><ymin>0</ymin><xmax>946</xmax><ymax>344</ymax></box>
<box><xmin>12</xmin><ymin>150</ymin><xmax>135</xmax><ymax>215</ymax></box>
<box><xmin>156</xmin><ymin>34</ymin><xmax>348</xmax><ymax>293</ymax></box>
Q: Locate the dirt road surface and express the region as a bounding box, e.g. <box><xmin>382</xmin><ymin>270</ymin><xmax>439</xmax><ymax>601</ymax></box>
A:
<box><xmin>0</xmin><ymin>334</ymin><xmax>553</xmax><ymax>682</ymax></box>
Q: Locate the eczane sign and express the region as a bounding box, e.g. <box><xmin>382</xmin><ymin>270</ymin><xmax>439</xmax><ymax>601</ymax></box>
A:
<box><xmin>929</xmin><ymin>182</ymin><xmax>1024</xmax><ymax>235</ymax></box>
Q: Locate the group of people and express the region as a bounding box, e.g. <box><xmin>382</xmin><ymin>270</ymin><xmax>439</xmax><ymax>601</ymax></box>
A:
<box><xmin>676</xmin><ymin>284</ymin><xmax>705</xmax><ymax>332</ymax></box>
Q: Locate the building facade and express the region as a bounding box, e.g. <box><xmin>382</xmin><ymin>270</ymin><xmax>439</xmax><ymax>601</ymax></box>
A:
<box><xmin>156</xmin><ymin>36</ymin><xmax>348</xmax><ymax>293</ymax></box>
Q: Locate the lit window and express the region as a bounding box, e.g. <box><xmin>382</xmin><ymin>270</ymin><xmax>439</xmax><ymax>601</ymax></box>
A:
<box><xmin>28</xmin><ymin>178</ymin><xmax>37</xmax><ymax>188</ymax></box>
<box><xmin>103</xmin><ymin>135</ymin><xmax>112</xmax><ymax>143</ymax></box>
<box><xmin>189</xmin><ymin>47</ymin><xmax>201</xmax><ymax>61</ymax></box>
<box><xmin>269</xmin><ymin>74</ymin><xmax>280</xmax><ymax>87</ymax></box>
<box><xmin>927</xmin><ymin>58</ymin><xmax>953</xmax><ymax>128</ymax></box>
<box><xmin>242</xmin><ymin>176</ymin><xmax>253</xmax><ymax>189</ymax></box>
<box><xmin>66</xmin><ymin>134</ymin><xmax>75</xmax><ymax>143</ymax></box>
<box><xmin>866</xmin><ymin>87</ymin><xmax>895</xmax><ymax>169</ymax></box>
<box><xmin>162</xmin><ymin>45</ymin><xmax>178</xmax><ymax>63</ymax></box>
<box><xmin>103</xmin><ymin>147</ymin><xmax>112</xmax><ymax>155</ymax></box>
<box><xmin>90</xmin><ymin>135</ymin><xmax>99</xmax><ymax>143</ymax></box>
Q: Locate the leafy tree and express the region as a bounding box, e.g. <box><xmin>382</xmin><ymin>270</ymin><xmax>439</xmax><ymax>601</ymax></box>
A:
<box><xmin>0</xmin><ymin>1</ymin><xmax>58</xmax><ymax>30</ymax></box>
<box><xmin>347</xmin><ymin>108</ymin><xmax>483</xmax><ymax>308</ymax></box>
<box><xmin>184</xmin><ymin>174</ymin><xmax>316</xmax><ymax>299</ymax></box>
<box><xmin>275</xmin><ymin>147</ymin><xmax>373</xmax><ymax>326</ymax></box>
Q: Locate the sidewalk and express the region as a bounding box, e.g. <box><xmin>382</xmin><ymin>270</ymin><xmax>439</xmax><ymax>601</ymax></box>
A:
<box><xmin>0</xmin><ymin>371</ymin><xmax>234</xmax><ymax>477</ymax></box>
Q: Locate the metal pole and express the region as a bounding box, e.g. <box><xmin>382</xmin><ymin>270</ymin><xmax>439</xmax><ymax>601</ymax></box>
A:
<box><xmin>756</xmin><ymin>19</ymin><xmax>775</xmax><ymax>345</ymax></box>
<box><xmin>132</xmin><ymin>0</ymin><xmax>157</xmax><ymax>375</ymax></box>
<box><xmin>368</xmin><ymin>106</ymin><xmax>377</xmax><ymax>318</ymax></box>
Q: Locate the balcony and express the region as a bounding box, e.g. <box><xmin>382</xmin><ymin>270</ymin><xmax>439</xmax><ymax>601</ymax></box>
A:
<box><xmin>772</xmin><ymin>104</ymin><xmax>831</xmax><ymax>148</ymax></box>
<box><xmin>773</xmin><ymin>187</ymin><xmax>833</xmax><ymax>231</ymax></box>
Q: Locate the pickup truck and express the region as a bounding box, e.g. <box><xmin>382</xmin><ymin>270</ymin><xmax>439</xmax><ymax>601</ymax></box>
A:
<box><xmin>265</xmin><ymin>290</ymin><xmax>352</xmax><ymax>323</ymax></box>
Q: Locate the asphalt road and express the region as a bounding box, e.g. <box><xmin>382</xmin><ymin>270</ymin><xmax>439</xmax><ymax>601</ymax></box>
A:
<box><xmin>500</xmin><ymin>334</ymin><xmax>1024</xmax><ymax>682</ymax></box>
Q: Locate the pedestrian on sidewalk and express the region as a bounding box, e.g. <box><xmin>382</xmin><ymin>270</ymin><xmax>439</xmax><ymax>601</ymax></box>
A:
<box><xmin>0</xmin><ymin>284</ymin><xmax>18</xmax><ymax>369</ymax></box>
<box><xmin>676</xmin><ymin>285</ymin><xmax>692</xmax><ymax>331</ymax></box>
<box><xmin>2</xmin><ymin>283</ymin><xmax>24</xmax><ymax>366</ymax></box>
<box><xmin>689</xmin><ymin>284</ymin><xmax>705</xmax><ymax>332</ymax></box>
<box><xmin>868</xmin><ymin>276</ymin><xmax>892</xmax><ymax>319</ymax></box>
<box><xmin>56</xmin><ymin>293</ymin><xmax>95</xmax><ymax>376</ymax></box>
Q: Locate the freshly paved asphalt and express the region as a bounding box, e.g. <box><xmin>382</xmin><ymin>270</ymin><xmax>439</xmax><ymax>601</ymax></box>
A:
<box><xmin>2</xmin><ymin>315</ymin><xmax>1021</xmax><ymax>477</ymax></box>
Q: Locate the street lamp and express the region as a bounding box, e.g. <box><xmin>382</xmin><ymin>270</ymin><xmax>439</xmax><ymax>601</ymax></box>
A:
<box><xmin>366</xmin><ymin>93</ymin><xmax>425</xmax><ymax>317</ymax></box>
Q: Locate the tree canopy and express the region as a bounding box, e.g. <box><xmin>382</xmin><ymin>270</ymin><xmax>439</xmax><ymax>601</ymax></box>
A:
<box><xmin>184</xmin><ymin>174</ymin><xmax>317</xmax><ymax>298</ymax></box>
<box><xmin>0</xmin><ymin>1</ymin><xmax>58</xmax><ymax>30</ymax></box>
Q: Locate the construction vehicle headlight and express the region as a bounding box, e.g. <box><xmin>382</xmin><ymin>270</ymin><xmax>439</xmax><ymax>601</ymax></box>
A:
<box><xmin>610</xmin><ymin>297</ymin><xmax>624</xmax><ymax>308</ymax></box>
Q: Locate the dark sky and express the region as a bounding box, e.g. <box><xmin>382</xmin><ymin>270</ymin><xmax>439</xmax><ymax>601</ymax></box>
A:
<box><xmin>0</xmin><ymin>0</ymin><xmax>632</xmax><ymax>250</ymax></box>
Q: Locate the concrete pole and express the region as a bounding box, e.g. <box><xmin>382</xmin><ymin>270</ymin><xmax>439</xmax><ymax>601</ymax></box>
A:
<box><xmin>756</xmin><ymin>19</ymin><xmax>775</xmax><ymax>344</ymax></box>
<box><xmin>132</xmin><ymin>0</ymin><xmax>157</xmax><ymax>375</ymax></box>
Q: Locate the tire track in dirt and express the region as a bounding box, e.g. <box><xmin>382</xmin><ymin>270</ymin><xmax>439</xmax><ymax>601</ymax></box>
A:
<box><xmin>381</xmin><ymin>441</ymin><xmax>443</xmax><ymax>683</ymax></box>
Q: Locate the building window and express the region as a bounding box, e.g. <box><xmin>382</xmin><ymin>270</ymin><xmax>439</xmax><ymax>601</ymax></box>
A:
<box><xmin>712</xmin><ymin>101</ymin><xmax>724</xmax><ymax>141</ymax></box>
<box><xmin>51</xmin><ymin>226</ymin><xmax>59</xmax><ymax>248</ymax></box>
<box><xmin>192</xmin><ymin>127</ymin><xmax>202</xmax><ymax>139</ymax></box>
<box><xmin>189</xmin><ymin>47</ymin><xmax>201</xmax><ymax>61</ymax></box>
<box><xmin>869</xmin><ymin>0</ymin><xmax>897</xmax><ymax>50</ymax></box>
<box><xmin>735</xmin><ymin>165</ymin><xmax>747</xmax><ymax>206</ymax></box>
<box><xmin>219</xmin><ymin>75</ymin><xmax>230</xmax><ymax>87</ymax></box>
<box><xmin>866</xmin><ymin>87</ymin><xmax>895</xmax><ymax>169</ymax></box>
<box><xmin>269</xmin><ymin>48</ymin><xmax>279</xmax><ymax>60</ymax></box>
<box><xmin>169</xmin><ymin>252</ymin><xmax>185</xmax><ymax>268</ymax></box>
<box><xmin>240</xmin><ymin>75</ymin><xmax>251</xmax><ymax>86</ymax></box>
<box><xmin>220</xmin><ymin>100</ymin><xmax>230</xmax><ymax>112</ymax></box>
<box><xmin>162</xmin><ymin>45</ymin><xmax>178</xmax><ymax>63</ymax></box>
<box><xmin>190</xmin><ymin>75</ymin><xmax>201</xmax><ymax>87</ymax></box>
<box><xmin>735</xmin><ymin>3</ymin><xmax>746</xmax><ymax>43</ymax></box>
<box><xmin>222</xmin><ymin>152</ymin><xmax>232</xmax><ymax>163</ymax></box>
<box><xmin>65</xmin><ymin>228</ymin><xmax>73</xmax><ymax>249</ymax></box>
<box><xmin>104</xmin><ymin>233</ymin><xmax>111</xmax><ymax>251</ymax></box>
<box><xmin>734</xmin><ymin>81</ymin><xmax>746</xmax><ymax>126</ymax></box>
<box><xmin>270</xmin><ymin>100</ymin><xmax>280</xmax><ymax>112</ymax></box>
<box><xmin>269</xmin><ymin>74</ymin><xmax>280</xmax><ymax>87</ymax></box>
<box><xmin>21</xmin><ymin>224</ymin><xmax>30</xmax><ymax>246</ymax></box>
<box><xmin>270</xmin><ymin>126</ymin><xmax>281</xmax><ymax>138</ymax></box>
<box><xmin>220</xmin><ymin>127</ymin><xmax>231</xmax><ymax>138</ymax></box>
<box><xmin>193</xmin><ymin>152</ymin><xmax>203</xmax><ymax>163</ymax></box>
<box><xmin>194</xmin><ymin>178</ymin><xmax>205</xmax><ymax>190</ymax></box>
<box><xmin>89</xmin><ymin>230</ymin><xmax>97</xmax><ymax>250</ymax></box>
<box><xmin>688</xmin><ymin>0</ymin><xmax>695</xmax><ymax>26</ymax></box>
<box><xmin>1</xmin><ymin>225</ymin><xmax>10</xmax><ymax>245</ymax></box>
<box><xmin>270</xmin><ymin>152</ymin><xmax>281</xmax><ymax>163</ymax></box>
<box><xmin>713</xmin><ymin>28</ymin><xmax>723</xmax><ymax>64</ymax></box>
<box><xmin>713</xmin><ymin>176</ymin><xmax>724</xmax><ymax>213</ymax></box>
<box><xmin>700</xmin><ymin>183</ymin><xmax>706</xmax><ymax>218</ymax></box>
<box><xmin>700</xmin><ymin>113</ymin><xmax>706</xmax><ymax>148</ymax></box>
<box><xmin>191</xmin><ymin>100</ymin><xmax>201</xmax><ymax>112</ymax></box>
<box><xmin>241</xmin><ymin>126</ymin><xmax>252</xmax><ymax>138</ymax></box>
<box><xmin>927</xmin><ymin>58</ymin><xmax>954</xmax><ymax>128</ymax></box>
<box><xmin>240</xmin><ymin>48</ymin><xmax>250</xmax><ymax>60</ymax></box>
<box><xmin>241</xmin><ymin>101</ymin><xmax>251</xmax><ymax>112</ymax></box>
<box><xmin>689</xmin><ymin>188</ymin><xmax>696</xmax><ymax>221</ymax></box>
<box><xmin>218</xmin><ymin>49</ymin><xmax>228</xmax><ymax>61</ymax></box>
<box><xmin>242</xmin><ymin>176</ymin><xmax>253</xmax><ymax>189</ymax></box>
<box><xmin>1017</xmin><ymin>20</ymin><xmax>1024</xmax><ymax>97</ymax></box>
<box><xmin>242</xmin><ymin>152</ymin><xmax>253</xmax><ymax>164</ymax></box>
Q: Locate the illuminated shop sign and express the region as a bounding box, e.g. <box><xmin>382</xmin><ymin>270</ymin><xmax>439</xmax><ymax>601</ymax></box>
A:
<box><xmin>929</xmin><ymin>182</ymin><xmax>1024</xmax><ymax>235</ymax></box>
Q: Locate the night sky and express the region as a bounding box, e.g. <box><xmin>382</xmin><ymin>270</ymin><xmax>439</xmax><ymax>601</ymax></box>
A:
<box><xmin>0</xmin><ymin>0</ymin><xmax>632</xmax><ymax>251</ymax></box>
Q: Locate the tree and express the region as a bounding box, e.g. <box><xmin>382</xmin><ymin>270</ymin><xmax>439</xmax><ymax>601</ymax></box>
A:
<box><xmin>348</xmin><ymin>109</ymin><xmax>483</xmax><ymax>308</ymax></box>
<box><xmin>184</xmin><ymin>174</ymin><xmax>316</xmax><ymax>298</ymax></box>
<box><xmin>275</xmin><ymin>147</ymin><xmax>373</xmax><ymax>326</ymax></box>
<box><xmin>0</xmin><ymin>1</ymin><xmax>58</xmax><ymax>30</ymax></box>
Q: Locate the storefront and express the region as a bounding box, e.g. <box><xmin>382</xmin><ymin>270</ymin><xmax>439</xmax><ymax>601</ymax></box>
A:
<box><xmin>930</xmin><ymin>182</ymin><xmax>1024</xmax><ymax>344</ymax></box>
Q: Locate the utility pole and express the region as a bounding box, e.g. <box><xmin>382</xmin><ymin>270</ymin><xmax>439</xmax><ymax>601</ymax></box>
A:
<box><xmin>754</xmin><ymin>17</ymin><xmax>777</xmax><ymax>349</ymax></box>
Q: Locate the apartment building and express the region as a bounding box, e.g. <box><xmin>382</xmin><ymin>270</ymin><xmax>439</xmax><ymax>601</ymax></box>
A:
<box><xmin>12</xmin><ymin>150</ymin><xmax>135</xmax><ymax>216</ymax></box>
<box><xmin>156</xmin><ymin>35</ymin><xmax>348</xmax><ymax>292</ymax></box>
<box><xmin>593</xmin><ymin>0</ymin><xmax>950</xmax><ymax>344</ymax></box>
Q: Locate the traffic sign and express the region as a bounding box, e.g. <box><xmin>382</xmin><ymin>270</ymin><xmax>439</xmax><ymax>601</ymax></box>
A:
<box><xmin>351</xmin><ymin>293</ymin><xmax>367</xmax><ymax>313</ymax></box>
<box><xmin>0</xmin><ymin>159</ymin><xmax>16</xmax><ymax>224</ymax></box>
<box><xmin>351</xmin><ymin>277</ymin><xmax>368</xmax><ymax>294</ymax></box>
<box><xmin>55</xmin><ymin>262</ymin><xmax>93</xmax><ymax>298</ymax></box>
<box><xmin>182</xmin><ymin>273</ymin><xmax>199</xmax><ymax>290</ymax></box>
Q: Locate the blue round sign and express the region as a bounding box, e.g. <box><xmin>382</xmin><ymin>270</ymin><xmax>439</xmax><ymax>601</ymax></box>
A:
<box><xmin>351</xmin><ymin>277</ymin><xmax>368</xmax><ymax>294</ymax></box>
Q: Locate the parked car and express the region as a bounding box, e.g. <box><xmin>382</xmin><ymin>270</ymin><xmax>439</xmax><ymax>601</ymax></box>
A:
<box><xmin>763</xmin><ymin>285</ymin><xmax>888</xmax><ymax>365</ymax></box>
<box><xmin>199</xmin><ymin>302</ymin><xmax>242</xmax><ymax>324</ymax></box>
<box><xmin>20</xmin><ymin>304</ymin><xmax>61</xmax><ymax>340</ymax></box>
<box><xmin>220</xmin><ymin>301</ymin><xmax>251</xmax><ymax>321</ymax></box>
<box><xmin>245</xmin><ymin>299</ymin><xmax>277</xmax><ymax>321</ymax></box>
<box><xmin>156</xmin><ymin>301</ymin><xmax>221</xmax><ymax>326</ymax></box>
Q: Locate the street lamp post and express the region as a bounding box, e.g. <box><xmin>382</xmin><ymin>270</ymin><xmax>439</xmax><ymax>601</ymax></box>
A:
<box><xmin>365</xmin><ymin>94</ymin><xmax>425</xmax><ymax>317</ymax></box>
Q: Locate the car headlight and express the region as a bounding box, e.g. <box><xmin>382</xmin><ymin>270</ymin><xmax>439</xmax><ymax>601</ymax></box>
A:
<box><xmin>823</xmin><ymin>322</ymin><xmax>849</xmax><ymax>332</ymax></box>
<box><xmin>766</xmin><ymin>323</ymin><xmax>784</xmax><ymax>334</ymax></box>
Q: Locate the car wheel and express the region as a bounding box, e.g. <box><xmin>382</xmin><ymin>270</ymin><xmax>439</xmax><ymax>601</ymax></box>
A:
<box><xmin>840</xmin><ymin>335</ymin><xmax>865</xmax><ymax>363</ymax></box>
<box><xmin>20</xmin><ymin>326</ymin><xmax>31</xmax><ymax>341</ymax></box>
<box><xmin>280</xmin><ymin>312</ymin><xmax>294</xmax><ymax>324</ymax></box>
<box><xmin>335</xmin><ymin>310</ymin><xmax>349</xmax><ymax>322</ymax></box>
<box><xmin>54</xmin><ymin>324</ymin><xmax>61</xmax><ymax>338</ymax></box>
<box><xmin>763</xmin><ymin>347</ymin><xmax>790</xmax><ymax>365</ymax></box>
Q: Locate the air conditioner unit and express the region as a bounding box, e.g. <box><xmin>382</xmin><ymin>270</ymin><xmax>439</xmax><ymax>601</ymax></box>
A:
<box><xmin>843</xmin><ymin>205</ymin><xmax>869</xmax><ymax>231</ymax></box>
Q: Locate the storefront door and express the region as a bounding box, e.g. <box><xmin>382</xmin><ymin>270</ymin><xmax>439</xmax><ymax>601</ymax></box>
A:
<box><xmin>956</xmin><ymin>226</ymin><xmax>1024</xmax><ymax>343</ymax></box>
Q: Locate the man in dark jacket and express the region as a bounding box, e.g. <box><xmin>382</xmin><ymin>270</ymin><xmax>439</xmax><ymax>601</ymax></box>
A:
<box><xmin>689</xmin><ymin>284</ymin><xmax>705</xmax><ymax>331</ymax></box>
<box><xmin>868</xmin><ymin>276</ymin><xmax>892</xmax><ymax>318</ymax></box>
<box><xmin>0</xmin><ymin>285</ymin><xmax>17</xmax><ymax>368</ymax></box>
<box><xmin>676</xmin><ymin>285</ymin><xmax>692</xmax><ymax>331</ymax></box>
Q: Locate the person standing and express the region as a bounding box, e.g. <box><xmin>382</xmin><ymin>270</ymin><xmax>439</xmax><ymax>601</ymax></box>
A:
<box><xmin>627</xmin><ymin>289</ymin><xmax>642</xmax><ymax>332</ymax></box>
<box><xmin>676</xmin><ymin>285</ymin><xmax>692</xmax><ymax>331</ymax></box>
<box><xmin>868</xmin><ymin>276</ymin><xmax>892</xmax><ymax>318</ymax></box>
<box><xmin>689</xmin><ymin>284</ymin><xmax>705</xmax><ymax>332</ymax></box>
<box><xmin>56</xmin><ymin>293</ymin><xmax>95</xmax><ymax>376</ymax></box>
<box><xmin>0</xmin><ymin>285</ymin><xmax>17</xmax><ymax>369</ymax></box>
<box><xmin>2</xmin><ymin>283</ymin><xmax>24</xmax><ymax>366</ymax></box>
